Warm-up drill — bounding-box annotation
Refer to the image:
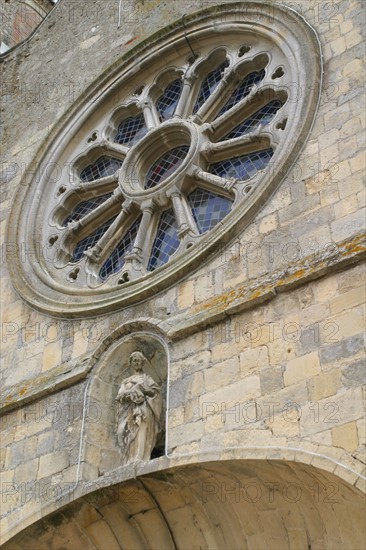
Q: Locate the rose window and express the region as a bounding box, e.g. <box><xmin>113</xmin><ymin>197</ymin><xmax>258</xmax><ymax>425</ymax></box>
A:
<box><xmin>47</xmin><ymin>48</ymin><xmax>292</xmax><ymax>289</ymax></box>
<box><xmin>7</xmin><ymin>4</ymin><xmax>321</xmax><ymax>315</ymax></box>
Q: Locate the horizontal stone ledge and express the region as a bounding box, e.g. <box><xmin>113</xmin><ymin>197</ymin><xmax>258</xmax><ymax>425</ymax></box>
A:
<box><xmin>0</xmin><ymin>353</ymin><xmax>92</xmax><ymax>414</ymax></box>
<box><xmin>165</xmin><ymin>232</ymin><xmax>366</xmax><ymax>339</ymax></box>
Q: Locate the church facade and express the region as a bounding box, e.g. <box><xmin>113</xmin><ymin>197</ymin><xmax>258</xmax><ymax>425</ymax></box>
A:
<box><xmin>1</xmin><ymin>1</ymin><xmax>365</xmax><ymax>548</ymax></box>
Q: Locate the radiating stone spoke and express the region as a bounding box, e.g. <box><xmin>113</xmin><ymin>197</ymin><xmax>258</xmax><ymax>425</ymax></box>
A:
<box><xmin>83</xmin><ymin>201</ymin><xmax>134</xmax><ymax>264</ymax></box>
<box><xmin>168</xmin><ymin>188</ymin><xmax>198</xmax><ymax>238</ymax></box>
<box><xmin>189</xmin><ymin>165</ymin><xmax>237</xmax><ymax>192</ymax></box>
<box><xmin>141</xmin><ymin>100</ymin><xmax>160</xmax><ymax>129</ymax></box>
<box><xmin>126</xmin><ymin>203</ymin><xmax>155</xmax><ymax>264</ymax></box>
<box><xmin>100</xmin><ymin>139</ymin><xmax>129</xmax><ymax>157</ymax></box>
<box><xmin>78</xmin><ymin>174</ymin><xmax>119</xmax><ymax>192</ymax></box>
<box><xmin>174</xmin><ymin>75</ymin><xmax>197</xmax><ymax>119</ymax></box>
<box><xmin>191</xmin><ymin>65</ymin><xmax>236</xmax><ymax>124</ymax></box>
<box><xmin>209</xmin><ymin>83</ymin><xmax>261</xmax><ymax>132</ymax></box>
<box><xmin>202</xmin><ymin>126</ymin><xmax>266</xmax><ymax>159</ymax></box>
<box><xmin>65</xmin><ymin>189</ymin><xmax>123</xmax><ymax>238</ymax></box>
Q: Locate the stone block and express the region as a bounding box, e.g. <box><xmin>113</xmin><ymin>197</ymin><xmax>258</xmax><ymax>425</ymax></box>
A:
<box><xmin>238</xmin><ymin>346</ymin><xmax>269</xmax><ymax>375</ymax></box>
<box><xmin>321</xmin><ymin>309</ymin><xmax>364</xmax><ymax>342</ymax></box>
<box><xmin>331</xmin><ymin>208</ymin><xmax>366</xmax><ymax>242</ymax></box>
<box><xmin>300</xmin><ymin>325</ymin><xmax>321</xmax><ymax>354</ymax></box>
<box><xmin>169</xmin><ymin>421</ymin><xmax>204</xmax><ymax>447</ymax></box>
<box><xmin>194</xmin><ymin>274</ymin><xmax>213</xmax><ymax>302</ymax></box>
<box><xmin>332</xmin><ymin>421</ymin><xmax>358</xmax><ymax>452</ymax></box>
<box><xmin>184</xmin><ymin>397</ymin><xmax>200</xmax><ymax>423</ymax></box>
<box><xmin>330</xmin><ymin>286</ymin><xmax>365</xmax><ymax>314</ymax></box>
<box><xmin>266</xmin><ymin>337</ymin><xmax>298</xmax><ymax>367</ymax></box>
<box><xmin>313</xmin><ymin>276</ymin><xmax>338</xmax><ymax>302</ymax></box>
<box><xmin>200</xmin><ymin>375</ymin><xmax>261</xmax><ymax>412</ymax></box>
<box><xmin>342</xmin><ymin>360</ymin><xmax>366</xmax><ymax>387</ymax></box>
<box><xmin>345</xmin><ymin>30</ymin><xmax>363</xmax><ymax>48</ymax></box>
<box><xmin>259</xmin><ymin>367</ymin><xmax>283</xmax><ymax>395</ymax></box>
<box><xmin>186</xmin><ymin>371</ymin><xmax>204</xmax><ymax>400</ymax></box>
<box><xmin>284</xmin><ymin>352</ymin><xmax>321</xmax><ymax>386</ymax></box>
<box><xmin>319</xmin><ymin>333</ymin><xmax>364</xmax><ymax>364</ymax></box>
<box><xmin>169</xmin><ymin>360</ymin><xmax>182</xmax><ymax>382</ymax></box>
<box><xmin>177</xmin><ymin>279</ymin><xmax>194</xmax><ymax>309</ymax></box>
<box><xmin>204</xmin><ymin>356</ymin><xmax>239</xmax><ymax>392</ymax></box>
<box><xmin>337</xmin><ymin>264</ymin><xmax>365</xmax><ymax>292</ymax></box>
<box><xmin>350</xmin><ymin>150</ymin><xmax>365</xmax><ymax>173</ymax></box>
<box><xmin>258</xmin><ymin>213</ymin><xmax>278</xmax><ymax>234</ymax></box>
<box><xmin>307</xmin><ymin>370</ymin><xmax>342</xmax><ymax>401</ymax></box>
<box><xmin>320</xmin><ymin>143</ymin><xmax>339</xmax><ymax>170</ymax></box>
<box><xmin>14</xmin><ymin>458</ymin><xmax>39</xmax><ymax>484</ymax></box>
<box><xmin>42</xmin><ymin>341</ymin><xmax>62</xmax><ymax>372</ymax></box>
<box><xmin>319</xmin><ymin>127</ymin><xmax>340</xmax><ymax>150</ymax></box>
<box><xmin>168</xmin><ymin>376</ymin><xmax>189</xmax><ymax>409</ymax></box>
<box><xmin>204</xmin><ymin>413</ymin><xmax>224</xmax><ymax>434</ymax></box>
<box><xmin>71</xmin><ymin>333</ymin><xmax>89</xmax><ymax>360</ymax></box>
<box><xmin>181</xmin><ymin>350</ymin><xmax>211</xmax><ymax>377</ymax></box>
<box><xmin>168</xmin><ymin>406</ymin><xmax>184</xmax><ymax>428</ymax></box>
<box><xmin>211</xmin><ymin>340</ymin><xmax>241</xmax><ymax>363</ymax></box>
<box><xmin>38</xmin><ymin>451</ymin><xmax>69</xmax><ymax>479</ymax></box>
<box><xmin>343</xmin><ymin>58</ymin><xmax>363</xmax><ymax>78</ymax></box>
<box><xmin>279</xmin><ymin>194</ymin><xmax>320</xmax><ymax>225</ymax></box>
<box><xmin>301</xmin><ymin>303</ymin><xmax>329</xmax><ymax>327</ymax></box>
<box><xmin>300</xmin><ymin>387</ymin><xmax>364</xmax><ymax>437</ymax></box>
<box><xmin>334</xmin><ymin>195</ymin><xmax>359</xmax><ymax>218</ymax></box>
<box><xmin>269</xmin><ymin>413</ymin><xmax>299</xmax><ymax>437</ymax></box>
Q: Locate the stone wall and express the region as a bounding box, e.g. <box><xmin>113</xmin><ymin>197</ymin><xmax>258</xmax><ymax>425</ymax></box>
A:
<box><xmin>0</xmin><ymin>0</ymin><xmax>52</xmax><ymax>50</ymax></box>
<box><xmin>0</xmin><ymin>0</ymin><xmax>365</xmax><ymax>545</ymax></box>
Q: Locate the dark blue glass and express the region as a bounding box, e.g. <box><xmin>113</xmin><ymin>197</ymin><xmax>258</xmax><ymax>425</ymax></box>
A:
<box><xmin>99</xmin><ymin>216</ymin><xmax>141</xmax><ymax>280</ymax></box>
<box><xmin>209</xmin><ymin>149</ymin><xmax>274</xmax><ymax>181</ymax></box>
<box><xmin>114</xmin><ymin>114</ymin><xmax>147</xmax><ymax>146</ymax></box>
<box><xmin>223</xmin><ymin>100</ymin><xmax>283</xmax><ymax>140</ymax></box>
<box><xmin>188</xmin><ymin>188</ymin><xmax>233</xmax><ymax>234</ymax></box>
<box><xmin>217</xmin><ymin>69</ymin><xmax>266</xmax><ymax>117</ymax></box>
<box><xmin>148</xmin><ymin>209</ymin><xmax>180</xmax><ymax>271</ymax></box>
<box><xmin>62</xmin><ymin>193</ymin><xmax>113</xmax><ymax>227</ymax></box>
<box><xmin>72</xmin><ymin>216</ymin><xmax>117</xmax><ymax>262</ymax></box>
<box><xmin>80</xmin><ymin>156</ymin><xmax>122</xmax><ymax>182</ymax></box>
<box><xmin>193</xmin><ymin>60</ymin><xmax>229</xmax><ymax>114</ymax></box>
<box><xmin>156</xmin><ymin>79</ymin><xmax>183</xmax><ymax>121</ymax></box>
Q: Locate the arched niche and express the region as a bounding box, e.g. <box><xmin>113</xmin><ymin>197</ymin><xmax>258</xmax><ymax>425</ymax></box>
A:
<box><xmin>83</xmin><ymin>332</ymin><xmax>168</xmax><ymax>477</ymax></box>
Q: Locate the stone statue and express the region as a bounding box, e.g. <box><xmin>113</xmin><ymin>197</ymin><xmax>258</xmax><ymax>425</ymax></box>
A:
<box><xmin>115</xmin><ymin>351</ymin><xmax>163</xmax><ymax>463</ymax></box>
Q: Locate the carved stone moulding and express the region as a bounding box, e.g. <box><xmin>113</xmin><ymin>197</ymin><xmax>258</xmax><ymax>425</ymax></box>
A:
<box><xmin>6</xmin><ymin>2</ymin><xmax>322</xmax><ymax>317</ymax></box>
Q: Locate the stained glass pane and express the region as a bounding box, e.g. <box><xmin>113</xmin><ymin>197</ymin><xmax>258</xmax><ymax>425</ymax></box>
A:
<box><xmin>217</xmin><ymin>69</ymin><xmax>265</xmax><ymax>117</ymax></box>
<box><xmin>72</xmin><ymin>216</ymin><xmax>117</xmax><ymax>262</ymax></box>
<box><xmin>80</xmin><ymin>156</ymin><xmax>123</xmax><ymax>182</ymax></box>
<box><xmin>156</xmin><ymin>79</ymin><xmax>183</xmax><ymax>121</ymax></box>
<box><xmin>114</xmin><ymin>114</ymin><xmax>147</xmax><ymax>146</ymax></box>
<box><xmin>188</xmin><ymin>188</ymin><xmax>233</xmax><ymax>234</ymax></box>
<box><xmin>223</xmin><ymin>100</ymin><xmax>284</xmax><ymax>140</ymax></box>
<box><xmin>145</xmin><ymin>146</ymin><xmax>189</xmax><ymax>190</ymax></box>
<box><xmin>148</xmin><ymin>209</ymin><xmax>180</xmax><ymax>271</ymax></box>
<box><xmin>62</xmin><ymin>193</ymin><xmax>113</xmax><ymax>227</ymax></box>
<box><xmin>209</xmin><ymin>148</ymin><xmax>274</xmax><ymax>181</ymax></box>
<box><xmin>99</xmin><ymin>216</ymin><xmax>141</xmax><ymax>280</ymax></box>
<box><xmin>193</xmin><ymin>60</ymin><xmax>229</xmax><ymax>114</ymax></box>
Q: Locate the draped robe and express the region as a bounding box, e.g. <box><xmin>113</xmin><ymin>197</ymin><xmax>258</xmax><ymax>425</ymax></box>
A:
<box><xmin>116</xmin><ymin>373</ymin><xmax>162</xmax><ymax>463</ymax></box>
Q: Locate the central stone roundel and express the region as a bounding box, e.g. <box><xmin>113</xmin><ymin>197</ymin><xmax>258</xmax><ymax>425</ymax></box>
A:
<box><xmin>119</xmin><ymin>120</ymin><xmax>200</xmax><ymax>201</ymax></box>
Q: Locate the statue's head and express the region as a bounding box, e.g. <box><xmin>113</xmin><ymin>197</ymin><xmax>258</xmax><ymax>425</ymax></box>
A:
<box><xmin>129</xmin><ymin>351</ymin><xmax>146</xmax><ymax>372</ymax></box>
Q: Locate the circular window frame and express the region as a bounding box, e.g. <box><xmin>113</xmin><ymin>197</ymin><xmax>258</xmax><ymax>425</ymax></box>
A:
<box><xmin>7</xmin><ymin>2</ymin><xmax>322</xmax><ymax>318</ymax></box>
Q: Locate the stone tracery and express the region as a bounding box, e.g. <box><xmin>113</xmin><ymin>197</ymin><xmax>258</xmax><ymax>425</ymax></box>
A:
<box><xmin>50</xmin><ymin>48</ymin><xmax>289</xmax><ymax>287</ymax></box>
